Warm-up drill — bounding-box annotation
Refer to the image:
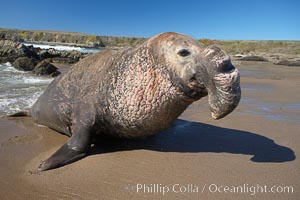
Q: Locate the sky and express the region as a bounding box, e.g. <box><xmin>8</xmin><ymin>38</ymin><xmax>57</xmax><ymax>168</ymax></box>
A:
<box><xmin>0</xmin><ymin>0</ymin><xmax>299</xmax><ymax>40</ymax></box>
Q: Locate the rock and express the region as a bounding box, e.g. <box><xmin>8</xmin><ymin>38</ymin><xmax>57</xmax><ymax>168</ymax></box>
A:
<box><xmin>0</xmin><ymin>39</ymin><xmax>86</xmax><ymax>73</ymax></box>
<box><xmin>38</xmin><ymin>48</ymin><xmax>58</xmax><ymax>60</ymax></box>
<box><xmin>238</xmin><ymin>55</ymin><xmax>268</xmax><ymax>62</ymax></box>
<box><xmin>51</xmin><ymin>57</ymin><xmax>77</xmax><ymax>64</ymax></box>
<box><xmin>33</xmin><ymin>61</ymin><xmax>61</xmax><ymax>76</ymax></box>
<box><xmin>275</xmin><ymin>60</ymin><xmax>290</xmax><ymax>66</ymax></box>
<box><xmin>0</xmin><ymin>33</ymin><xmax>5</xmax><ymax>39</ymax></box>
<box><xmin>289</xmin><ymin>61</ymin><xmax>300</xmax><ymax>66</ymax></box>
<box><xmin>12</xmin><ymin>57</ymin><xmax>37</xmax><ymax>71</ymax></box>
<box><xmin>37</xmin><ymin>48</ymin><xmax>84</xmax><ymax>64</ymax></box>
<box><xmin>0</xmin><ymin>39</ymin><xmax>39</xmax><ymax>63</ymax></box>
<box><xmin>69</xmin><ymin>50</ymin><xmax>82</xmax><ymax>58</ymax></box>
<box><xmin>275</xmin><ymin>60</ymin><xmax>300</xmax><ymax>66</ymax></box>
<box><xmin>50</xmin><ymin>71</ymin><xmax>61</xmax><ymax>77</ymax></box>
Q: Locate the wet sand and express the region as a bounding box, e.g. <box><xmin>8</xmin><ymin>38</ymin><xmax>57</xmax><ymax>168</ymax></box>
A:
<box><xmin>0</xmin><ymin>61</ymin><xmax>299</xmax><ymax>199</ymax></box>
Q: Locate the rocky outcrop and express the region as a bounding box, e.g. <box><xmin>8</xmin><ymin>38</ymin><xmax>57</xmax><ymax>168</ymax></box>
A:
<box><xmin>235</xmin><ymin>55</ymin><xmax>268</xmax><ymax>62</ymax></box>
<box><xmin>0</xmin><ymin>39</ymin><xmax>39</xmax><ymax>63</ymax></box>
<box><xmin>0</xmin><ymin>38</ymin><xmax>87</xmax><ymax>76</ymax></box>
<box><xmin>36</xmin><ymin>48</ymin><xmax>84</xmax><ymax>64</ymax></box>
<box><xmin>275</xmin><ymin>60</ymin><xmax>300</xmax><ymax>66</ymax></box>
<box><xmin>33</xmin><ymin>61</ymin><xmax>61</xmax><ymax>77</ymax></box>
<box><xmin>232</xmin><ymin>52</ymin><xmax>300</xmax><ymax>66</ymax></box>
<box><xmin>12</xmin><ymin>56</ymin><xmax>38</xmax><ymax>71</ymax></box>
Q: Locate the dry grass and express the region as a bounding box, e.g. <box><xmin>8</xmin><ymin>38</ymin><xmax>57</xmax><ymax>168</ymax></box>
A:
<box><xmin>199</xmin><ymin>39</ymin><xmax>300</xmax><ymax>55</ymax></box>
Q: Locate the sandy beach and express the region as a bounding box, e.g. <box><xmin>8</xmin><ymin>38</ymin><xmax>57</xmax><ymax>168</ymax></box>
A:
<box><xmin>0</xmin><ymin>60</ymin><xmax>299</xmax><ymax>199</ymax></box>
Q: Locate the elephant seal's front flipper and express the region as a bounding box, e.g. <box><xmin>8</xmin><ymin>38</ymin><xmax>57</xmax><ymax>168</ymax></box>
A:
<box><xmin>38</xmin><ymin>143</ymin><xmax>88</xmax><ymax>171</ymax></box>
<box><xmin>38</xmin><ymin>108</ymin><xmax>93</xmax><ymax>171</ymax></box>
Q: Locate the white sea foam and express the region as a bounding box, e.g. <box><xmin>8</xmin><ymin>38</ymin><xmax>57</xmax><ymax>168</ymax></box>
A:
<box><xmin>0</xmin><ymin>91</ymin><xmax>43</xmax><ymax>115</ymax></box>
<box><xmin>22</xmin><ymin>76</ymin><xmax>53</xmax><ymax>84</ymax></box>
<box><xmin>23</xmin><ymin>43</ymin><xmax>100</xmax><ymax>53</ymax></box>
<box><xmin>4</xmin><ymin>62</ymin><xmax>12</xmax><ymax>67</ymax></box>
<box><xmin>0</xmin><ymin>62</ymin><xmax>53</xmax><ymax>116</ymax></box>
<box><xmin>2</xmin><ymin>66</ymin><xmax>27</xmax><ymax>73</ymax></box>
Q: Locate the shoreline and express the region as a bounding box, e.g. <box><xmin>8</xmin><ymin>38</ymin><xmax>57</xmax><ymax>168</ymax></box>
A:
<box><xmin>0</xmin><ymin>61</ymin><xmax>299</xmax><ymax>199</ymax></box>
<box><xmin>23</xmin><ymin>41</ymin><xmax>105</xmax><ymax>50</ymax></box>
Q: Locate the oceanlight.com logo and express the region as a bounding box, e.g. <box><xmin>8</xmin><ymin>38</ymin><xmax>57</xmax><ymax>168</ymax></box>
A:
<box><xmin>207</xmin><ymin>184</ymin><xmax>294</xmax><ymax>195</ymax></box>
<box><xmin>123</xmin><ymin>183</ymin><xmax>294</xmax><ymax>196</ymax></box>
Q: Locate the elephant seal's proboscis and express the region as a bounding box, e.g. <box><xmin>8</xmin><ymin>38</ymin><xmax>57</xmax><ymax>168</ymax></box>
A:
<box><xmin>11</xmin><ymin>32</ymin><xmax>241</xmax><ymax>171</ymax></box>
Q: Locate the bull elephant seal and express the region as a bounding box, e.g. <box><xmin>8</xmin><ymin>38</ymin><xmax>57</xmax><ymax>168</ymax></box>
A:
<box><xmin>29</xmin><ymin>32</ymin><xmax>241</xmax><ymax>170</ymax></box>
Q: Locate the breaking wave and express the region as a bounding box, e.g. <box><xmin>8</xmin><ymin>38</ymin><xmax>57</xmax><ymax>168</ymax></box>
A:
<box><xmin>0</xmin><ymin>63</ymin><xmax>53</xmax><ymax>116</ymax></box>
<box><xmin>23</xmin><ymin>43</ymin><xmax>101</xmax><ymax>53</ymax></box>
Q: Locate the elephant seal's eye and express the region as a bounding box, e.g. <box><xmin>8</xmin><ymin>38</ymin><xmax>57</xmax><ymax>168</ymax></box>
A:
<box><xmin>178</xmin><ymin>49</ymin><xmax>191</xmax><ymax>57</ymax></box>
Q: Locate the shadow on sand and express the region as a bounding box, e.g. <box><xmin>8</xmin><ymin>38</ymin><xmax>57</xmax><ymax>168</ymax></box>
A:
<box><xmin>90</xmin><ymin>119</ymin><xmax>295</xmax><ymax>163</ymax></box>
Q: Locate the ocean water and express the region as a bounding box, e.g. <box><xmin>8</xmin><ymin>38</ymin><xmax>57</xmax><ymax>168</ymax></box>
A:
<box><xmin>23</xmin><ymin>43</ymin><xmax>101</xmax><ymax>53</ymax></box>
<box><xmin>0</xmin><ymin>43</ymin><xmax>101</xmax><ymax>116</ymax></box>
<box><xmin>0</xmin><ymin>62</ymin><xmax>53</xmax><ymax>116</ymax></box>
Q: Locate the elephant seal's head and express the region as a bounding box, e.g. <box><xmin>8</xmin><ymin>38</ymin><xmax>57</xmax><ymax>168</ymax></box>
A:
<box><xmin>148</xmin><ymin>32</ymin><xmax>241</xmax><ymax>119</ymax></box>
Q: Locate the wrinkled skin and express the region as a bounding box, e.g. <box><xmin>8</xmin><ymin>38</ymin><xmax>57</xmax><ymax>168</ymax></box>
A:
<box><xmin>31</xmin><ymin>32</ymin><xmax>241</xmax><ymax>171</ymax></box>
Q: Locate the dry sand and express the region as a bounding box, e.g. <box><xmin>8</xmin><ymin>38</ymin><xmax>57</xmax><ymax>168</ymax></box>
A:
<box><xmin>0</xmin><ymin>61</ymin><xmax>299</xmax><ymax>200</ymax></box>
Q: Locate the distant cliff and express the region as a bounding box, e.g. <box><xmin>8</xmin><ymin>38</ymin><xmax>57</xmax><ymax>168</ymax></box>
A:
<box><xmin>0</xmin><ymin>28</ymin><xmax>146</xmax><ymax>48</ymax></box>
